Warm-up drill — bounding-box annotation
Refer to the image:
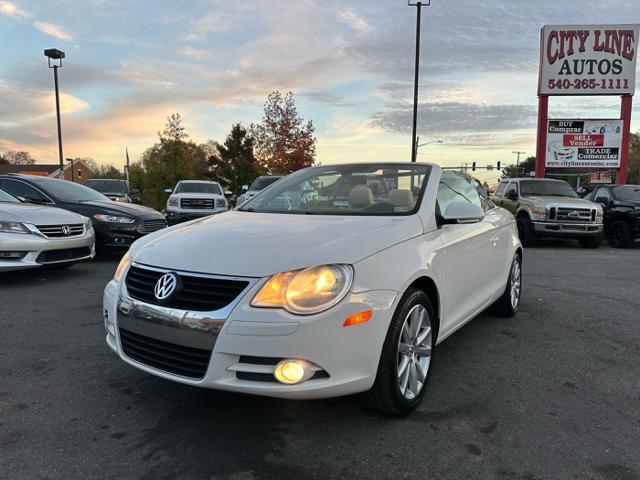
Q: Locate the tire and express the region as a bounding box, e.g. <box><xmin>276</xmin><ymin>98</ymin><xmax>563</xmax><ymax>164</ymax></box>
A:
<box><xmin>608</xmin><ymin>221</ymin><xmax>633</xmax><ymax>248</ymax></box>
<box><xmin>578</xmin><ymin>236</ymin><xmax>602</xmax><ymax>249</ymax></box>
<box><xmin>517</xmin><ymin>216</ymin><xmax>535</xmax><ymax>247</ymax></box>
<box><xmin>489</xmin><ymin>253</ymin><xmax>522</xmax><ymax>317</ymax></box>
<box><xmin>363</xmin><ymin>288</ymin><xmax>435</xmax><ymax>416</ymax></box>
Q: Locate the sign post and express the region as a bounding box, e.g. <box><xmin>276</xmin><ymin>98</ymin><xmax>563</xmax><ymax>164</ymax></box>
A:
<box><xmin>536</xmin><ymin>24</ymin><xmax>639</xmax><ymax>184</ymax></box>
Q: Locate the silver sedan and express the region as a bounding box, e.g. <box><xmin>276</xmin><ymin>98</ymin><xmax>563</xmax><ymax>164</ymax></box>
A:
<box><xmin>0</xmin><ymin>188</ymin><xmax>95</xmax><ymax>272</ymax></box>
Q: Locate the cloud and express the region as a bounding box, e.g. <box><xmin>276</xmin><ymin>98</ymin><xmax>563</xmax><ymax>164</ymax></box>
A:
<box><xmin>0</xmin><ymin>1</ymin><xmax>29</xmax><ymax>18</ymax></box>
<box><xmin>179</xmin><ymin>47</ymin><xmax>210</xmax><ymax>60</ymax></box>
<box><xmin>34</xmin><ymin>21</ymin><xmax>72</xmax><ymax>41</ymax></box>
<box><xmin>337</xmin><ymin>9</ymin><xmax>370</xmax><ymax>32</ymax></box>
<box><xmin>372</xmin><ymin>102</ymin><xmax>539</xmax><ymax>135</ymax></box>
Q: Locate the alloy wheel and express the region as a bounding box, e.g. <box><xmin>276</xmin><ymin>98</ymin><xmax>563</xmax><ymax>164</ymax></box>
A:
<box><xmin>397</xmin><ymin>304</ymin><xmax>432</xmax><ymax>400</ymax></box>
<box><xmin>510</xmin><ymin>258</ymin><xmax>522</xmax><ymax>310</ymax></box>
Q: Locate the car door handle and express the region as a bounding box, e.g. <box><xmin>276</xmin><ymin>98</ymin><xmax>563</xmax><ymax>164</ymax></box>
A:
<box><xmin>490</xmin><ymin>236</ymin><xmax>499</xmax><ymax>246</ymax></box>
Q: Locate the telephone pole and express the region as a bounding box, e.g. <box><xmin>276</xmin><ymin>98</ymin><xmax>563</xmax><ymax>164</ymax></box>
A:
<box><xmin>512</xmin><ymin>151</ymin><xmax>526</xmax><ymax>168</ymax></box>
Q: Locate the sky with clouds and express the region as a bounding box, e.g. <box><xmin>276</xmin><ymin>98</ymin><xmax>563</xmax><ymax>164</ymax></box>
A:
<box><xmin>1</xmin><ymin>0</ymin><xmax>639</xmax><ymax>184</ymax></box>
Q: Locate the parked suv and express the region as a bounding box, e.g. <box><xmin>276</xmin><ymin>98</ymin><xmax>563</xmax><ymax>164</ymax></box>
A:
<box><xmin>165</xmin><ymin>180</ymin><xmax>228</xmax><ymax>225</ymax></box>
<box><xmin>584</xmin><ymin>185</ymin><xmax>640</xmax><ymax>248</ymax></box>
<box><xmin>84</xmin><ymin>179</ymin><xmax>139</xmax><ymax>203</ymax></box>
<box><xmin>492</xmin><ymin>178</ymin><xmax>603</xmax><ymax>248</ymax></box>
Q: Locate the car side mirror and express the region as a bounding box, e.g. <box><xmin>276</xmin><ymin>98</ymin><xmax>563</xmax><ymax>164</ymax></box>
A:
<box><xmin>130</xmin><ymin>188</ymin><xmax>140</xmax><ymax>195</ymax></box>
<box><xmin>242</xmin><ymin>185</ymin><xmax>249</xmax><ymax>192</ymax></box>
<box><xmin>224</xmin><ymin>190</ymin><xmax>233</xmax><ymax>197</ymax></box>
<box><xmin>440</xmin><ymin>201</ymin><xmax>484</xmax><ymax>225</ymax></box>
<box><xmin>506</xmin><ymin>191</ymin><xmax>518</xmax><ymax>201</ymax></box>
<box><xmin>595</xmin><ymin>197</ymin><xmax>609</xmax><ymax>205</ymax></box>
<box><xmin>164</xmin><ymin>188</ymin><xmax>173</xmax><ymax>194</ymax></box>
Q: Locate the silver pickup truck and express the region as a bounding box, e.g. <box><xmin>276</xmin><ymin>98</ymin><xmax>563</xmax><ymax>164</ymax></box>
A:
<box><xmin>492</xmin><ymin>178</ymin><xmax>603</xmax><ymax>248</ymax></box>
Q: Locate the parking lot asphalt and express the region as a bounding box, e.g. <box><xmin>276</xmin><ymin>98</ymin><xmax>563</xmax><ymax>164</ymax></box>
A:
<box><xmin>1</xmin><ymin>243</ymin><xmax>639</xmax><ymax>480</ymax></box>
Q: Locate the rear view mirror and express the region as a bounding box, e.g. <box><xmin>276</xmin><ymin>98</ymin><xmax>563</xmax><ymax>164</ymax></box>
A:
<box><xmin>164</xmin><ymin>188</ymin><xmax>173</xmax><ymax>194</ymax></box>
<box><xmin>440</xmin><ymin>201</ymin><xmax>484</xmax><ymax>225</ymax></box>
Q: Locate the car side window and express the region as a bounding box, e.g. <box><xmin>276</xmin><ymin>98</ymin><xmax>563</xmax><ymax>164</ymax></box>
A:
<box><xmin>505</xmin><ymin>182</ymin><xmax>518</xmax><ymax>198</ymax></box>
<box><xmin>494</xmin><ymin>182</ymin><xmax>508</xmax><ymax>197</ymax></box>
<box><xmin>594</xmin><ymin>188</ymin><xmax>611</xmax><ymax>202</ymax></box>
<box><xmin>436</xmin><ymin>171</ymin><xmax>483</xmax><ymax>217</ymax></box>
<box><xmin>0</xmin><ymin>179</ymin><xmax>51</xmax><ymax>203</ymax></box>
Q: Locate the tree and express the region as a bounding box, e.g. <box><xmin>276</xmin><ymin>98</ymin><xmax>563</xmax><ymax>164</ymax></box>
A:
<box><xmin>0</xmin><ymin>150</ymin><xmax>36</xmax><ymax>165</ymax></box>
<box><xmin>250</xmin><ymin>91</ymin><xmax>316</xmax><ymax>174</ymax></box>
<box><xmin>502</xmin><ymin>156</ymin><xmax>536</xmax><ymax>178</ymax></box>
<box><xmin>92</xmin><ymin>163</ymin><xmax>124</xmax><ymax>179</ymax></box>
<box><xmin>132</xmin><ymin>114</ymin><xmax>209</xmax><ymax>210</ymax></box>
<box><xmin>206</xmin><ymin>124</ymin><xmax>262</xmax><ymax>195</ymax></box>
<box><xmin>628</xmin><ymin>131</ymin><xmax>640</xmax><ymax>184</ymax></box>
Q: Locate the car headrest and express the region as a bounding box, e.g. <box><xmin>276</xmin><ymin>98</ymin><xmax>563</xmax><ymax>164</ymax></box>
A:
<box><xmin>388</xmin><ymin>189</ymin><xmax>414</xmax><ymax>209</ymax></box>
<box><xmin>349</xmin><ymin>186</ymin><xmax>374</xmax><ymax>208</ymax></box>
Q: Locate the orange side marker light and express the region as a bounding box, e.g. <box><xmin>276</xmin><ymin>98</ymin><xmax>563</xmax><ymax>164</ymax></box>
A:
<box><xmin>343</xmin><ymin>310</ymin><xmax>372</xmax><ymax>327</ymax></box>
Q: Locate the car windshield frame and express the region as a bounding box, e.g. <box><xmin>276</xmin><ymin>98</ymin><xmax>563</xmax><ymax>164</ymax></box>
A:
<box><xmin>0</xmin><ymin>188</ymin><xmax>20</xmax><ymax>203</ymax></box>
<box><xmin>84</xmin><ymin>179</ymin><xmax>128</xmax><ymax>194</ymax></box>
<box><xmin>239</xmin><ymin>163</ymin><xmax>432</xmax><ymax>217</ymax></box>
<box><xmin>175</xmin><ymin>182</ymin><xmax>222</xmax><ymax>195</ymax></box>
<box><xmin>519</xmin><ymin>180</ymin><xmax>578</xmax><ymax>198</ymax></box>
<box><xmin>613</xmin><ymin>186</ymin><xmax>640</xmax><ymax>201</ymax></box>
<box><xmin>29</xmin><ymin>178</ymin><xmax>111</xmax><ymax>203</ymax></box>
<box><xmin>249</xmin><ymin>176</ymin><xmax>283</xmax><ymax>191</ymax></box>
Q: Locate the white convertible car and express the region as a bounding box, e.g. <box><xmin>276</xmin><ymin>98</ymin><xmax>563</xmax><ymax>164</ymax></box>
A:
<box><xmin>104</xmin><ymin>163</ymin><xmax>522</xmax><ymax>414</ymax></box>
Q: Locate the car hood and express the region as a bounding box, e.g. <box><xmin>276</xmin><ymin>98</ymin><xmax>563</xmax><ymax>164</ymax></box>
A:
<box><xmin>82</xmin><ymin>200</ymin><xmax>162</xmax><ymax>217</ymax></box>
<box><xmin>131</xmin><ymin>211</ymin><xmax>424</xmax><ymax>277</ymax></box>
<box><xmin>526</xmin><ymin>196</ymin><xmax>598</xmax><ymax>208</ymax></box>
<box><xmin>0</xmin><ymin>202</ymin><xmax>86</xmax><ymax>225</ymax></box>
<box><xmin>173</xmin><ymin>192</ymin><xmax>224</xmax><ymax>199</ymax></box>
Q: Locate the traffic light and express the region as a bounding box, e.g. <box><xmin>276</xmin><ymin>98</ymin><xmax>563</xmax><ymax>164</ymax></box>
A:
<box><xmin>496</xmin><ymin>161</ymin><xmax>501</xmax><ymax>170</ymax></box>
<box><xmin>472</xmin><ymin>162</ymin><xmax>476</xmax><ymax>171</ymax></box>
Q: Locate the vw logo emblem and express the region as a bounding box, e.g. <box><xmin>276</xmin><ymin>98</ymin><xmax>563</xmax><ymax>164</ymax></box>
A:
<box><xmin>154</xmin><ymin>273</ymin><xmax>178</xmax><ymax>301</ymax></box>
<box><xmin>61</xmin><ymin>225</ymin><xmax>71</xmax><ymax>235</ymax></box>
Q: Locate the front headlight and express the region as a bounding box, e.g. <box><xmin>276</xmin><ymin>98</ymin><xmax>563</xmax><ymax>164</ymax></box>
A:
<box><xmin>83</xmin><ymin>217</ymin><xmax>93</xmax><ymax>231</ymax></box>
<box><xmin>251</xmin><ymin>264</ymin><xmax>353</xmax><ymax>315</ymax></box>
<box><xmin>0</xmin><ymin>221</ymin><xmax>30</xmax><ymax>234</ymax></box>
<box><xmin>94</xmin><ymin>214</ymin><xmax>136</xmax><ymax>223</ymax></box>
<box><xmin>113</xmin><ymin>251</ymin><xmax>131</xmax><ymax>283</ymax></box>
<box><xmin>168</xmin><ymin>196</ymin><xmax>178</xmax><ymax>206</ymax></box>
<box><xmin>532</xmin><ymin>207</ymin><xmax>546</xmax><ymax>221</ymax></box>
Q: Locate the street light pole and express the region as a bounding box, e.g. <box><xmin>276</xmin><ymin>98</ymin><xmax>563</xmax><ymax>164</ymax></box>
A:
<box><xmin>408</xmin><ymin>1</ymin><xmax>431</xmax><ymax>163</ymax></box>
<box><xmin>44</xmin><ymin>49</ymin><xmax>65</xmax><ymax>179</ymax></box>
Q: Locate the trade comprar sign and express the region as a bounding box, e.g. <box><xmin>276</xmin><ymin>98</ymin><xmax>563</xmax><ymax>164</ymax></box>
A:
<box><xmin>546</xmin><ymin>119</ymin><xmax>623</xmax><ymax>168</ymax></box>
<box><xmin>539</xmin><ymin>24</ymin><xmax>639</xmax><ymax>95</ymax></box>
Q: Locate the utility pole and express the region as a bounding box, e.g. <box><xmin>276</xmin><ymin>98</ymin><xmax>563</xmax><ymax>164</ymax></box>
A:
<box><xmin>512</xmin><ymin>151</ymin><xmax>526</xmax><ymax>169</ymax></box>
<box><xmin>125</xmin><ymin>147</ymin><xmax>131</xmax><ymax>185</ymax></box>
<box><xmin>408</xmin><ymin>1</ymin><xmax>432</xmax><ymax>162</ymax></box>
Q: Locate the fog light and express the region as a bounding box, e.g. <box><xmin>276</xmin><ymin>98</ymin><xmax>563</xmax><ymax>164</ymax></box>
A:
<box><xmin>274</xmin><ymin>359</ymin><xmax>306</xmax><ymax>385</ymax></box>
<box><xmin>0</xmin><ymin>251</ymin><xmax>26</xmax><ymax>259</ymax></box>
<box><xmin>104</xmin><ymin>309</ymin><xmax>115</xmax><ymax>336</ymax></box>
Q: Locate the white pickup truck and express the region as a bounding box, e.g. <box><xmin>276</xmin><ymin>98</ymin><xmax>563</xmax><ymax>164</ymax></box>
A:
<box><xmin>165</xmin><ymin>180</ymin><xmax>228</xmax><ymax>225</ymax></box>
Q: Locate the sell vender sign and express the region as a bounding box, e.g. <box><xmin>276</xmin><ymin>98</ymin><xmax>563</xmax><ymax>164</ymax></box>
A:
<box><xmin>538</xmin><ymin>24</ymin><xmax>639</xmax><ymax>95</ymax></box>
<box><xmin>545</xmin><ymin>120</ymin><xmax>623</xmax><ymax>168</ymax></box>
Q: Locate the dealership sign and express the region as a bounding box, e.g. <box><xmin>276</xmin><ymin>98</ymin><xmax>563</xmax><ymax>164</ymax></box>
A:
<box><xmin>539</xmin><ymin>24</ymin><xmax>639</xmax><ymax>95</ymax></box>
<box><xmin>546</xmin><ymin>119</ymin><xmax>623</xmax><ymax>168</ymax></box>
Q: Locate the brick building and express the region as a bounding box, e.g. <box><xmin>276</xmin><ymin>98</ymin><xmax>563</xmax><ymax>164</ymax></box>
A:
<box><xmin>0</xmin><ymin>160</ymin><xmax>94</xmax><ymax>183</ymax></box>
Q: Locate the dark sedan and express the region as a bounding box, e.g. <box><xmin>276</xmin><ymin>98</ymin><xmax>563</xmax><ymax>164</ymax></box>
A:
<box><xmin>0</xmin><ymin>174</ymin><xmax>166</xmax><ymax>252</ymax></box>
<box><xmin>585</xmin><ymin>184</ymin><xmax>640</xmax><ymax>248</ymax></box>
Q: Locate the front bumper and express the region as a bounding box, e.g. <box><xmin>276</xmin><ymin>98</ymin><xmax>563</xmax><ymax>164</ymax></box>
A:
<box><xmin>0</xmin><ymin>229</ymin><xmax>95</xmax><ymax>272</ymax></box>
<box><xmin>166</xmin><ymin>208</ymin><xmax>227</xmax><ymax>225</ymax></box>
<box><xmin>103</xmin><ymin>277</ymin><xmax>398</xmax><ymax>399</ymax></box>
<box><xmin>533</xmin><ymin>221</ymin><xmax>603</xmax><ymax>237</ymax></box>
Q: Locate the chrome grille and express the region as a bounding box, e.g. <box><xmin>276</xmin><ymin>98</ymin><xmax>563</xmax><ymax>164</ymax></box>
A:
<box><xmin>555</xmin><ymin>208</ymin><xmax>594</xmax><ymax>222</ymax></box>
<box><xmin>125</xmin><ymin>265</ymin><xmax>249</xmax><ymax>311</ymax></box>
<box><xmin>36</xmin><ymin>224</ymin><xmax>84</xmax><ymax>238</ymax></box>
<box><xmin>180</xmin><ymin>198</ymin><xmax>214</xmax><ymax>209</ymax></box>
<box><xmin>139</xmin><ymin>219</ymin><xmax>167</xmax><ymax>234</ymax></box>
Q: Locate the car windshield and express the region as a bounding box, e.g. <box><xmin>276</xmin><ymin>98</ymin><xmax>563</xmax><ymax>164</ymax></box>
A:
<box><xmin>240</xmin><ymin>164</ymin><xmax>432</xmax><ymax>216</ymax></box>
<box><xmin>175</xmin><ymin>182</ymin><xmax>221</xmax><ymax>194</ymax></box>
<box><xmin>519</xmin><ymin>180</ymin><xmax>578</xmax><ymax>198</ymax></box>
<box><xmin>31</xmin><ymin>178</ymin><xmax>110</xmax><ymax>202</ymax></box>
<box><xmin>614</xmin><ymin>186</ymin><xmax>640</xmax><ymax>201</ymax></box>
<box><xmin>249</xmin><ymin>176</ymin><xmax>282</xmax><ymax>191</ymax></box>
<box><xmin>85</xmin><ymin>180</ymin><xmax>127</xmax><ymax>193</ymax></box>
<box><xmin>0</xmin><ymin>188</ymin><xmax>20</xmax><ymax>203</ymax></box>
